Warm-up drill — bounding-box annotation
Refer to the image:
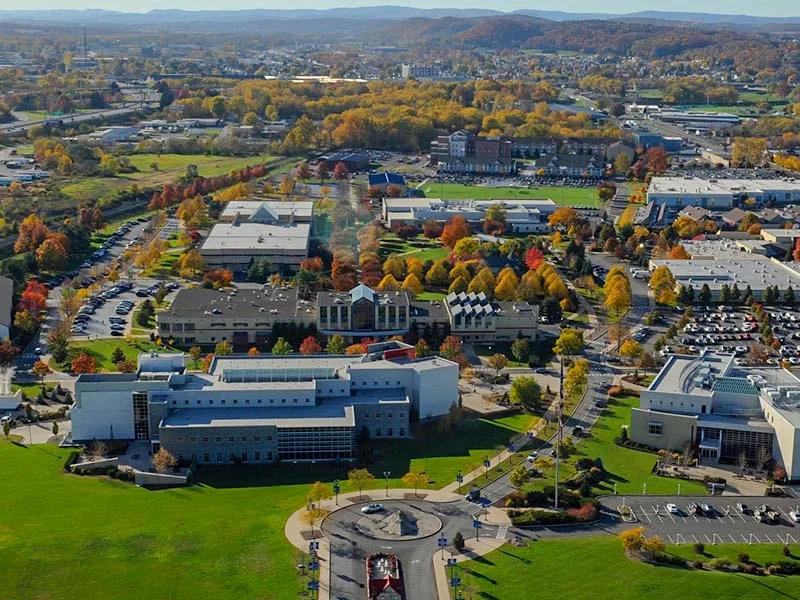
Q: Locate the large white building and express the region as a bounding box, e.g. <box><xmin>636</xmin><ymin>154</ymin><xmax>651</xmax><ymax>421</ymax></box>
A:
<box><xmin>382</xmin><ymin>197</ymin><xmax>557</xmax><ymax>233</ymax></box>
<box><xmin>631</xmin><ymin>351</ymin><xmax>800</xmax><ymax>480</ymax></box>
<box><xmin>647</xmin><ymin>177</ymin><xmax>800</xmax><ymax>210</ymax></box>
<box><xmin>70</xmin><ymin>347</ymin><xmax>459</xmax><ymax>464</ymax></box>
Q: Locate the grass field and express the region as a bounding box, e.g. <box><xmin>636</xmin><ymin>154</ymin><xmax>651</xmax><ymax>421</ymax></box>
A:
<box><xmin>421</xmin><ymin>182</ymin><xmax>599</xmax><ymax>207</ymax></box>
<box><xmin>11</xmin><ymin>382</ymin><xmax>56</xmax><ymax>400</ymax></box>
<box><xmin>0</xmin><ymin>442</ymin><xmax>311</xmax><ymax>600</ymax></box>
<box><xmin>65</xmin><ymin>339</ymin><xmax>169</xmax><ymax>372</ymax></box>
<box><xmin>123</xmin><ymin>153</ymin><xmax>277</xmax><ymax>182</ymax></box>
<box><xmin>463</xmin><ymin>537</ymin><xmax>800</xmax><ymax>600</ymax></box>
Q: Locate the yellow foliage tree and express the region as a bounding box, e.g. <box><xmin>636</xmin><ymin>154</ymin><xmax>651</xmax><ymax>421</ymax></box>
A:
<box><xmin>401</xmin><ymin>273</ymin><xmax>424</xmax><ymax>296</ymax></box>
<box><xmin>377</xmin><ymin>274</ymin><xmax>400</xmax><ymax>291</ymax></box>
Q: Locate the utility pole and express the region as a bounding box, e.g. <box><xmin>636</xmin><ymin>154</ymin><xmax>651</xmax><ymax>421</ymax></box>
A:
<box><xmin>555</xmin><ymin>356</ymin><xmax>564</xmax><ymax>510</ymax></box>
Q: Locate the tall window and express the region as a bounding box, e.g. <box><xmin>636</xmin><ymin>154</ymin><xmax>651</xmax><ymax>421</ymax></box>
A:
<box><xmin>132</xmin><ymin>392</ymin><xmax>149</xmax><ymax>441</ymax></box>
<box><xmin>352</xmin><ymin>298</ymin><xmax>375</xmax><ymax>331</ymax></box>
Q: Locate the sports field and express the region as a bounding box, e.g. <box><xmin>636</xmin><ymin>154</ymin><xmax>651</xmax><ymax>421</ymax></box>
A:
<box><xmin>421</xmin><ymin>182</ymin><xmax>599</xmax><ymax>207</ymax></box>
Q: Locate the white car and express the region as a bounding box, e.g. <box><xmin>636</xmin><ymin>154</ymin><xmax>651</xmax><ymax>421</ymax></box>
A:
<box><xmin>526</xmin><ymin>452</ymin><xmax>539</xmax><ymax>461</ymax></box>
<box><xmin>666</xmin><ymin>503</ymin><xmax>679</xmax><ymax>514</ymax></box>
<box><xmin>790</xmin><ymin>510</ymin><xmax>800</xmax><ymax>523</ymax></box>
<box><xmin>361</xmin><ymin>503</ymin><xmax>384</xmax><ymax>514</ymax></box>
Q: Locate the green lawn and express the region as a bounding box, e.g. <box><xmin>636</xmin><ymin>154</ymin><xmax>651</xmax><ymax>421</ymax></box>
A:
<box><xmin>416</xmin><ymin>290</ymin><xmax>446</xmax><ymax>301</ymax></box>
<box><xmin>463</xmin><ymin>537</ymin><xmax>800</xmax><ymax>600</ymax></box>
<box><xmin>669</xmin><ymin>543</ymin><xmax>800</xmax><ymax>566</ymax></box>
<box><xmin>61</xmin><ymin>177</ymin><xmax>134</xmax><ymax>202</ymax></box>
<box><xmin>123</xmin><ymin>153</ymin><xmax>277</xmax><ymax>181</ymax></box>
<box><xmin>11</xmin><ymin>382</ymin><xmax>56</xmax><ymax>401</ymax></box>
<box><xmin>421</xmin><ymin>182</ymin><xmax>599</xmax><ymax>207</ymax></box>
<box><xmin>362</xmin><ymin>413</ymin><xmax>538</xmax><ymax>489</ymax></box>
<box><xmin>576</xmin><ymin>395</ymin><xmax>707</xmax><ymax>496</ymax></box>
<box><xmin>404</xmin><ymin>245</ymin><xmax>449</xmax><ymax>262</ymax></box>
<box><xmin>65</xmin><ymin>339</ymin><xmax>171</xmax><ymax>372</ymax></box>
<box><xmin>0</xmin><ymin>442</ymin><xmax>312</xmax><ymax>600</ymax></box>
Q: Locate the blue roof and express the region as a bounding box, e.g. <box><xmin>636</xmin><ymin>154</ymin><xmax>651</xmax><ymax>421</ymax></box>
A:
<box><xmin>351</xmin><ymin>284</ymin><xmax>377</xmax><ymax>304</ymax></box>
<box><xmin>368</xmin><ymin>172</ymin><xmax>406</xmax><ymax>187</ymax></box>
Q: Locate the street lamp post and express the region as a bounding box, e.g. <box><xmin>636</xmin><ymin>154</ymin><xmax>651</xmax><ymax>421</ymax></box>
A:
<box><xmin>483</xmin><ymin>456</ymin><xmax>490</xmax><ymax>481</ymax></box>
<box><xmin>333</xmin><ymin>479</ymin><xmax>340</xmax><ymax>505</ymax></box>
<box><xmin>383</xmin><ymin>471</ymin><xmax>391</xmax><ymax>497</ymax></box>
<box><xmin>456</xmin><ymin>470</ymin><xmax>463</xmax><ymax>494</ymax></box>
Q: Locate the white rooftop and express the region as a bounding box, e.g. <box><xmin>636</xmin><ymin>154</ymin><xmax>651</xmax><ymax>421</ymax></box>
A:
<box><xmin>201</xmin><ymin>222</ymin><xmax>310</xmax><ymax>251</ymax></box>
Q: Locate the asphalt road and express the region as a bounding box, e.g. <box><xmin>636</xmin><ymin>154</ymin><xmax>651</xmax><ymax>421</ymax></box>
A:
<box><xmin>0</xmin><ymin>104</ymin><xmax>141</xmax><ymax>133</ymax></box>
<box><xmin>322</xmin><ymin>498</ymin><xmax>499</xmax><ymax>600</ymax></box>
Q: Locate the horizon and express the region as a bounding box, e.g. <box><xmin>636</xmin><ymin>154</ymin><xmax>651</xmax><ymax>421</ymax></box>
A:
<box><xmin>0</xmin><ymin>2</ymin><xmax>797</xmax><ymax>18</ymax></box>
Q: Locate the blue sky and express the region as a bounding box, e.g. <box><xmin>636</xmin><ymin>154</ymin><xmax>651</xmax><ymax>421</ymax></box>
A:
<box><xmin>5</xmin><ymin>1</ymin><xmax>799</xmax><ymax>16</ymax></box>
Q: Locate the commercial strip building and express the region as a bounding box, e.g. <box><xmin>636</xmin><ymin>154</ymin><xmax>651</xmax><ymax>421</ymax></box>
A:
<box><xmin>648</xmin><ymin>255</ymin><xmax>800</xmax><ymax>301</ymax></box>
<box><xmin>630</xmin><ymin>350</ymin><xmax>800</xmax><ymax>480</ymax></box>
<box><xmin>200</xmin><ymin>200</ymin><xmax>314</xmax><ymax>274</ymax></box>
<box><xmin>70</xmin><ymin>347</ymin><xmax>459</xmax><ymax>464</ymax></box>
<box><xmin>381</xmin><ymin>197</ymin><xmax>557</xmax><ymax>233</ymax></box>
<box><xmin>647</xmin><ymin>177</ymin><xmax>800</xmax><ymax>210</ymax></box>
<box><xmin>156</xmin><ymin>283</ymin><xmax>539</xmax><ymax>349</ymax></box>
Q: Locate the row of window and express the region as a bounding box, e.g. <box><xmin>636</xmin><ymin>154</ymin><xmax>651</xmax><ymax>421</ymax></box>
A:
<box><xmin>170</xmin><ymin>397</ymin><xmax>313</xmax><ymax>406</ymax></box>
<box><xmin>374</xmin><ymin>427</ymin><xmax>404</xmax><ymax>437</ymax></box>
<box><xmin>179</xmin><ymin>451</ymin><xmax>274</xmax><ymax>463</ymax></box>
<box><xmin>362</xmin><ymin>412</ymin><xmax>404</xmax><ymax>419</ymax></box>
<box><xmin>173</xmin><ymin>435</ymin><xmax>274</xmax><ymax>443</ymax></box>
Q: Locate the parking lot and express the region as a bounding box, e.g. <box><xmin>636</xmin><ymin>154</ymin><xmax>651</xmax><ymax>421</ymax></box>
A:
<box><xmin>663</xmin><ymin>305</ymin><xmax>771</xmax><ymax>365</ymax></box>
<box><xmin>602</xmin><ymin>496</ymin><xmax>800</xmax><ymax>545</ymax></box>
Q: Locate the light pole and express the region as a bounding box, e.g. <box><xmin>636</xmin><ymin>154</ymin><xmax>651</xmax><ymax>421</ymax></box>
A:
<box><xmin>456</xmin><ymin>470</ymin><xmax>463</xmax><ymax>494</ymax></box>
<box><xmin>483</xmin><ymin>456</ymin><xmax>490</xmax><ymax>481</ymax></box>
<box><xmin>383</xmin><ymin>471</ymin><xmax>391</xmax><ymax>497</ymax></box>
<box><xmin>333</xmin><ymin>479</ymin><xmax>340</xmax><ymax>505</ymax></box>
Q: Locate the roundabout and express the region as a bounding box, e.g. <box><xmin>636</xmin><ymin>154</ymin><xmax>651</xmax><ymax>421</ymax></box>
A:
<box><xmin>355</xmin><ymin>505</ymin><xmax>443</xmax><ymax>541</ymax></box>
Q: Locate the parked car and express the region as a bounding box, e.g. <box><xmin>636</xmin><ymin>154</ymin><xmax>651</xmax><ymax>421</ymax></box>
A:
<box><xmin>666</xmin><ymin>503</ymin><xmax>679</xmax><ymax>514</ymax></box>
<box><xmin>736</xmin><ymin>503</ymin><xmax>749</xmax><ymax>514</ymax></box>
<box><xmin>465</xmin><ymin>489</ymin><xmax>480</xmax><ymax>502</ymax></box>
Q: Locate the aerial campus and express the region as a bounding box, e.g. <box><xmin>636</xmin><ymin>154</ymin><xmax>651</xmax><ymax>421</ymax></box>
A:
<box><xmin>6</xmin><ymin>5</ymin><xmax>800</xmax><ymax>600</ymax></box>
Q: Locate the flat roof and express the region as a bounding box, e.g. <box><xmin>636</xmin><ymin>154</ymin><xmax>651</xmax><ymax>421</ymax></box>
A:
<box><xmin>161</xmin><ymin>405</ymin><xmax>356</xmax><ymax>428</ymax></box>
<box><xmin>649</xmin><ymin>177</ymin><xmax>800</xmax><ymax>196</ymax></box>
<box><xmin>648</xmin><ymin>351</ymin><xmax>734</xmax><ymax>397</ymax></box>
<box><xmin>210</xmin><ymin>354</ymin><xmax>363</xmax><ymax>377</ymax></box>
<box><xmin>159</xmin><ymin>284</ymin><xmax>310</xmax><ymax>320</ymax></box>
<box><xmin>681</xmin><ymin>238</ymin><xmax>762</xmax><ymax>259</ymax></box>
<box><xmin>649</xmin><ymin>256</ymin><xmax>800</xmax><ymax>291</ymax></box>
<box><xmin>201</xmin><ymin>222</ymin><xmax>310</xmax><ymax>251</ymax></box>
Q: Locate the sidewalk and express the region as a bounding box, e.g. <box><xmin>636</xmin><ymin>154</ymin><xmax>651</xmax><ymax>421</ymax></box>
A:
<box><xmin>432</xmin><ymin>537</ymin><xmax>506</xmax><ymax>600</ymax></box>
<box><xmin>284</xmin><ymin>487</ymin><xmax>510</xmax><ymax>600</ymax></box>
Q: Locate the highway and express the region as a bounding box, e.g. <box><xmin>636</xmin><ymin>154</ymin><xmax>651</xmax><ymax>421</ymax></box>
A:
<box><xmin>0</xmin><ymin>104</ymin><xmax>142</xmax><ymax>133</ymax></box>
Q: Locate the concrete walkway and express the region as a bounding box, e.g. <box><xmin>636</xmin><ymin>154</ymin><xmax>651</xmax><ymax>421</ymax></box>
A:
<box><xmin>284</xmin><ymin>487</ymin><xmax>510</xmax><ymax>600</ymax></box>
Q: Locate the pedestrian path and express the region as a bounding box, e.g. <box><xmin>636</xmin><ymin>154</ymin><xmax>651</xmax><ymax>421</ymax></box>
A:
<box><xmin>496</xmin><ymin>525</ymin><xmax>508</xmax><ymax>540</ymax></box>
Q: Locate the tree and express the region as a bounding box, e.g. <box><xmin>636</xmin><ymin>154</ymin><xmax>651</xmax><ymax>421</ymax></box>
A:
<box><xmin>247</xmin><ymin>347</ymin><xmax>260</xmax><ymax>356</ymax></box>
<box><xmin>548</xmin><ymin>207</ymin><xmax>581</xmax><ymax>229</ymax></box>
<box><xmin>425</xmin><ymin>261</ymin><xmax>449</xmax><ymax>286</ymax></box>
<box><xmin>614</xmin><ymin>152</ymin><xmax>632</xmax><ymax>173</ymax></box>
<box><xmin>439</xmin><ymin>335</ymin><xmax>467</xmax><ymax>367</ymax></box>
<box><xmin>32</xmin><ymin>360</ymin><xmax>51</xmax><ymax>391</ymax></box>
<box><xmin>3</xmin><ymin>419</ymin><xmax>9</xmax><ymax>439</ymax></box>
<box><xmin>667</xmin><ymin>245</ymin><xmax>690</xmax><ymax>260</ymax></box>
<box><xmin>177</xmin><ymin>249</ymin><xmax>207</xmax><ymax>279</ymax></box>
<box><xmin>494</xmin><ymin>272</ymin><xmax>518</xmax><ymax>301</ymax></box>
<box><xmin>295</xmin><ymin>161</ymin><xmax>312</xmax><ymax>182</ymax></box>
<box><xmin>554</xmin><ymin>328</ymin><xmax>585</xmax><ymax>356</ymax></box>
<box><xmin>509</xmin><ymin>465</ymin><xmax>530</xmax><ymax>488</ymax></box>
<box><xmin>15</xmin><ymin>214</ymin><xmax>50</xmax><ymax>253</ymax></box>
<box><xmin>699</xmin><ymin>284</ymin><xmax>712</xmax><ymax>305</ymax></box>
<box><xmin>415</xmin><ymin>339</ymin><xmax>432</xmax><ymax>358</ymax></box>
<box><xmin>71</xmin><ymin>353</ymin><xmax>96</xmax><ymax>375</ymax></box>
<box><xmin>524</xmin><ymin>247</ymin><xmax>545</xmax><ymax>270</ymax></box>
<box><xmin>441</xmin><ymin>215</ymin><xmax>470</xmax><ymax>249</ymax></box>
<box><xmin>188</xmin><ymin>346</ymin><xmax>202</xmax><ymax>370</ymax></box>
<box><xmin>642</xmin><ymin>535</ymin><xmax>666</xmax><ymax>558</ymax></box>
<box><xmin>620</xmin><ymin>340</ymin><xmax>645</xmax><ymax>362</ymax></box>
<box><xmin>401</xmin><ymin>273</ymin><xmax>423</xmax><ymax>296</ymax></box>
<box><xmin>299</xmin><ymin>336</ymin><xmax>323</xmax><ymax>355</ymax></box>
<box><xmin>116</xmin><ymin>360</ymin><xmax>137</xmax><ymax>373</ymax></box>
<box><xmin>36</xmin><ymin>236</ymin><xmax>69</xmax><ymax>272</ymax></box>
<box><xmin>203</xmin><ymin>269</ymin><xmax>234</xmax><ymax>289</ymax></box>
<box><xmin>300</xmin><ymin>506</ymin><xmax>329</xmax><ymax>539</ymax></box>
<box><xmin>448</xmin><ymin>276</ymin><xmax>468</xmax><ymax>294</ymax></box>
<box><xmin>509</xmin><ymin>376</ymin><xmax>543</xmax><ymax>411</ymax></box>
<box><xmin>214</xmin><ymin>340</ymin><xmax>233</xmax><ymax>356</ymax></box>
<box><xmin>152</xmin><ymin>448</ymin><xmax>177</xmax><ymax>473</ymax></box>
<box><xmin>333</xmin><ymin>162</ymin><xmax>350</xmax><ymax>180</ymax></box>
<box><xmin>486</xmin><ymin>353</ymin><xmax>508</xmax><ymax>376</ymax></box>
<box><xmin>347</xmin><ymin>468</ymin><xmax>375</xmax><ymax>498</ymax></box>
<box><xmin>308</xmin><ymin>480</ymin><xmax>333</xmax><ymax>504</ymax></box>
<box><xmin>271</xmin><ymin>337</ymin><xmax>293</xmax><ymax>355</ymax></box>
<box><xmin>619</xmin><ymin>527</ymin><xmax>646</xmax><ymax>554</ymax></box>
<box><xmin>383</xmin><ymin>254</ymin><xmax>406</xmax><ymax>279</ymax></box>
<box><xmin>453</xmin><ymin>531</ymin><xmax>465</xmax><ymax>552</ymax></box>
<box><xmin>402</xmin><ymin>467</ymin><xmax>429</xmax><ymax>496</ymax></box>
<box><xmin>377</xmin><ymin>274</ymin><xmax>401</xmax><ymax>291</ymax></box>
<box><xmin>511</xmin><ymin>339</ymin><xmax>530</xmax><ymax>364</ymax></box>
<box><xmin>326</xmin><ymin>335</ymin><xmax>347</xmax><ymax>355</ymax></box>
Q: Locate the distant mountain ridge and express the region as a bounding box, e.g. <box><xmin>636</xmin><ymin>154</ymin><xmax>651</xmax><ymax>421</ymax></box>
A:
<box><xmin>0</xmin><ymin>6</ymin><xmax>798</xmax><ymax>27</ymax></box>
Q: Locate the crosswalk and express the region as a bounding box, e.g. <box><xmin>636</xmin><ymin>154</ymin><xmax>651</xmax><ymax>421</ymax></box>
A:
<box><xmin>496</xmin><ymin>526</ymin><xmax>508</xmax><ymax>540</ymax></box>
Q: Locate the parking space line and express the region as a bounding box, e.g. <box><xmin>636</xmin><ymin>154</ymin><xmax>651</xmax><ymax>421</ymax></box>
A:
<box><xmin>728</xmin><ymin>535</ymin><xmax>736</xmax><ymax>543</ymax></box>
<box><xmin>740</xmin><ymin>534</ymin><xmax>749</xmax><ymax>544</ymax></box>
<box><xmin>666</xmin><ymin>534</ymin><xmax>675</xmax><ymax>545</ymax></box>
<box><xmin>703</xmin><ymin>534</ymin><xmax>712</xmax><ymax>544</ymax></box>
<box><xmin>779</xmin><ymin>508</ymin><xmax>793</xmax><ymax>522</ymax></box>
<box><xmin>639</xmin><ymin>508</ymin><xmax>651</xmax><ymax>524</ymax></box>
<box><xmin>764</xmin><ymin>534</ymin><xmax>773</xmax><ymax>543</ymax></box>
<box><xmin>692</xmin><ymin>534</ymin><xmax>699</xmax><ymax>544</ymax></box>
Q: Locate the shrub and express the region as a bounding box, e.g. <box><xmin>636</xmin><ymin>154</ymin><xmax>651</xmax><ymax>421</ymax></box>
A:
<box><xmin>743</xmin><ymin>563</ymin><xmax>760</xmax><ymax>575</ymax></box>
<box><xmin>575</xmin><ymin>457</ymin><xmax>595</xmax><ymax>471</ymax></box>
<box><xmin>566</xmin><ymin>501</ymin><xmax>600</xmax><ymax>522</ymax></box>
<box><xmin>709</xmin><ymin>558</ymin><xmax>731</xmax><ymax>570</ymax></box>
<box><xmin>453</xmin><ymin>532</ymin><xmax>465</xmax><ymax>552</ymax></box>
<box><xmin>737</xmin><ymin>552</ymin><xmax>750</xmax><ymax>564</ymax></box>
<box><xmin>692</xmin><ymin>560</ymin><xmax>704</xmax><ymax>570</ymax></box>
<box><xmin>505</xmin><ymin>491</ymin><xmax>527</xmax><ymax>508</ymax></box>
<box><xmin>63</xmin><ymin>450</ymin><xmax>80</xmax><ymax>471</ymax></box>
<box><xmin>608</xmin><ymin>385</ymin><xmax>623</xmax><ymax>397</ymax></box>
<box><xmin>511</xmin><ymin>509</ymin><xmax>577</xmax><ymax>526</ymax></box>
<box><xmin>783</xmin><ymin>545</ymin><xmax>792</xmax><ymax>557</ymax></box>
<box><xmin>693</xmin><ymin>542</ymin><xmax>705</xmax><ymax>555</ymax></box>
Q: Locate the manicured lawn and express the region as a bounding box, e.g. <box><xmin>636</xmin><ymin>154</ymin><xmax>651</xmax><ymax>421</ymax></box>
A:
<box><xmin>463</xmin><ymin>537</ymin><xmax>800</xmax><ymax>600</ymax></box>
<box><xmin>0</xmin><ymin>442</ymin><xmax>312</xmax><ymax>600</ymax></box>
<box><xmin>669</xmin><ymin>543</ymin><xmax>800</xmax><ymax>566</ymax></box>
<box><xmin>421</xmin><ymin>182</ymin><xmax>599</xmax><ymax>207</ymax></box>
<box><xmin>577</xmin><ymin>395</ymin><xmax>707</xmax><ymax>496</ymax></box>
<box><xmin>416</xmin><ymin>290</ymin><xmax>446</xmax><ymax>301</ymax></box>
<box><xmin>65</xmin><ymin>339</ymin><xmax>171</xmax><ymax>372</ymax></box>
<box><xmin>143</xmin><ymin>252</ymin><xmax>180</xmax><ymax>278</ymax></box>
<box><xmin>61</xmin><ymin>177</ymin><xmax>133</xmax><ymax>202</ymax></box>
<box><xmin>11</xmin><ymin>382</ymin><xmax>55</xmax><ymax>401</ymax></box>
<box><xmin>363</xmin><ymin>413</ymin><xmax>538</xmax><ymax>489</ymax></box>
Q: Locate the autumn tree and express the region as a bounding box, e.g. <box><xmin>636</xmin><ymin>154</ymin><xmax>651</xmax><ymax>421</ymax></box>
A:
<box><xmin>152</xmin><ymin>448</ymin><xmax>177</xmax><ymax>473</ymax></box>
<box><xmin>441</xmin><ymin>215</ymin><xmax>470</xmax><ymax>249</ymax></box>
<box><xmin>32</xmin><ymin>360</ymin><xmax>51</xmax><ymax>391</ymax></box>
<box><xmin>326</xmin><ymin>335</ymin><xmax>347</xmax><ymax>355</ymax></box>
<box><xmin>548</xmin><ymin>207</ymin><xmax>581</xmax><ymax>229</ymax></box>
<box><xmin>347</xmin><ymin>467</ymin><xmax>375</xmax><ymax>498</ymax></box>
<box><xmin>554</xmin><ymin>328</ymin><xmax>585</xmax><ymax>356</ymax></box>
<box><xmin>525</xmin><ymin>247</ymin><xmax>544</xmax><ymax>270</ymax></box>
<box><xmin>401</xmin><ymin>467</ymin><xmax>430</xmax><ymax>496</ymax></box>
<box><xmin>214</xmin><ymin>340</ymin><xmax>233</xmax><ymax>356</ymax></box>
<box><xmin>486</xmin><ymin>353</ymin><xmax>508</xmax><ymax>376</ymax></box>
<box><xmin>509</xmin><ymin>376</ymin><xmax>542</xmax><ymax>411</ymax></box>
<box><xmin>15</xmin><ymin>214</ymin><xmax>50</xmax><ymax>253</ymax></box>
<box><xmin>299</xmin><ymin>336</ymin><xmax>323</xmax><ymax>355</ymax></box>
<box><xmin>620</xmin><ymin>340</ymin><xmax>645</xmax><ymax>362</ymax></box>
<box><xmin>332</xmin><ymin>161</ymin><xmax>350</xmax><ymax>180</ymax></box>
<box><xmin>511</xmin><ymin>338</ymin><xmax>529</xmax><ymax>364</ymax></box>
<box><xmin>71</xmin><ymin>353</ymin><xmax>97</xmax><ymax>374</ymax></box>
<box><xmin>401</xmin><ymin>273</ymin><xmax>423</xmax><ymax>296</ymax></box>
<box><xmin>650</xmin><ymin>266</ymin><xmax>677</xmax><ymax>305</ymax></box>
